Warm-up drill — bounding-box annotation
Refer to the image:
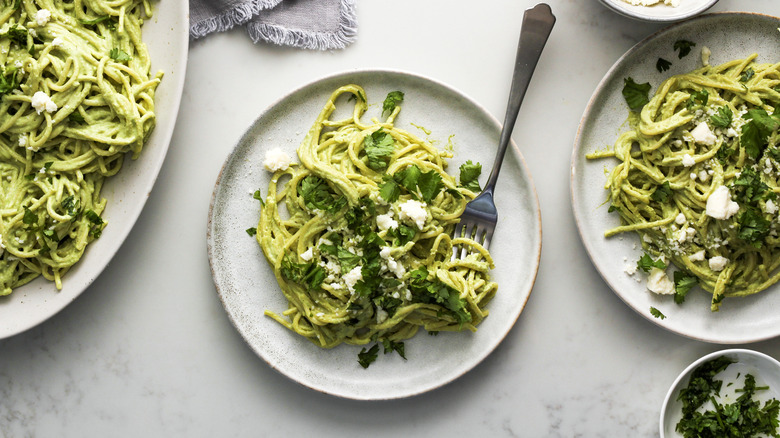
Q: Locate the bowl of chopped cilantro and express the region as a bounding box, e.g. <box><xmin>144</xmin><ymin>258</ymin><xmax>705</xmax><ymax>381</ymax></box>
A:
<box><xmin>660</xmin><ymin>349</ymin><xmax>780</xmax><ymax>437</ymax></box>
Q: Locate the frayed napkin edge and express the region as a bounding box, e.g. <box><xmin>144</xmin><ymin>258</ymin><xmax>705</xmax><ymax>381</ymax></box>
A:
<box><xmin>190</xmin><ymin>0</ymin><xmax>282</xmax><ymax>40</ymax></box>
<box><xmin>246</xmin><ymin>0</ymin><xmax>357</xmax><ymax>50</ymax></box>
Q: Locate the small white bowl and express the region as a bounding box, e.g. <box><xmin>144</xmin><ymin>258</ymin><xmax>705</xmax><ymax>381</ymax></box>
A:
<box><xmin>660</xmin><ymin>349</ymin><xmax>780</xmax><ymax>437</ymax></box>
<box><xmin>599</xmin><ymin>0</ymin><xmax>719</xmax><ymax>22</ymax></box>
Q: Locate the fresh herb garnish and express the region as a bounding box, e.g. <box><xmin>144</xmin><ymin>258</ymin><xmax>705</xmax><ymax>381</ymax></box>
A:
<box><xmin>656</xmin><ymin>58</ymin><xmax>672</xmax><ymax>73</ymax></box>
<box><xmin>673</xmin><ymin>39</ymin><xmax>696</xmax><ymax>59</ymax></box>
<box><xmin>740</xmin><ymin>68</ymin><xmax>755</xmax><ymax>83</ymax></box>
<box><xmin>280</xmin><ymin>257</ymin><xmax>326</xmax><ymax>291</ymax></box>
<box><xmin>650</xmin><ymin>306</ymin><xmax>666</xmax><ymax>320</ymax></box>
<box><xmin>357</xmin><ymin>344</ymin><xmax>379</xmax><ymax>368</ymax></box>
<box><xmin>408</xmin><ymin>266</ymin><xmax>471</xmax><ymax>324</ymax></box>
<box><xmin>458</xmin><ymin>160</ymin><xmax>482</xmax><ymax>192</ymax></box>
<box><xmin>651</xmin><ymin>181</ymin><xmax>672</xmax><ymax>203</ymax></box>
<box><xmin>363</xmin><ymin>129</ymin><xmax>395</xmax><ymax>172</ymax></box>
<box><xmin>732</xmin><ymin>167</ymin><xmax>776</xmax><ymax>205</ymax></box>
<box><xmin>710</xmin><ymin>106</ymin><xmax>733</xmax><ymax>129</ymax></box>
<box><xmin>84</xmin><ymin>209</ymin><xmax>104</xmax><ymax>238</ymax></box>
<box><xmin>22</xmin><ymin>206</ymin><xmax>37</xmax><ymax>225</ymax></box>
<box><xmin>737</xmin><ymin>207</ymin><xmax>771</xmax><ymax>248</ymax></box>
<box><xmin>686</xmin><ymin>89</ymin><xmax>708</xmax><ymax>109</ymax></box>
<box><xmin>637</xmin><ymin>253</ymin><xmax>666</xmax><ymax>273</ymax></box>
<box><xmin>109</xmin><ymin>48</ymin><xmax>131</xmax><ymax>62</ymax></box>
<box><xmin>740</xmin><ymin>108</ymin><xmax>780</xmax><ymax>160</ymax></box>
<box><xmin>382</xmin><ymin>91</ymin><xmax>404</xmax><ymax>116</ymax></box>
<box><xmin>378</xmin><ymin>164</ymin><xmax>447</xmax><ymax>203</ymax></box>
<box><xmin>298</xmin><ymin>175</ymin><xmax>347</xmax><ymax>214</ymax></box>
<box><xmin>622</xmin><ymin>77</ymin><xmax>651</xmax><ymax>111</ymax></box>
<box><xmin>676</xmin><ymin>356</ymin><xmax>780</xmax><ymax>438</ymax></box>
<box><xmin>245</xmin><ymin>227</ymin><xmax>257</xmax><ymax>236</ymax></box>
<box><xmin>673</xmin><ymin>271</ymin><xmax>698</xmax><ymax>304</ymax></box>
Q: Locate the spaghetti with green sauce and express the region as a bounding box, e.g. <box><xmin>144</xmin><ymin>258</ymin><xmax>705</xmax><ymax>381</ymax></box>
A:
<box><xmin>589</xmin><ymin>54</ymin><xmax>780</xmax><ymax>311</ymax></box>
<box><xmin>0</xmin><ymin>0</ymin><xmax>161</xmax><ymax>295</ymax></box>
<box><xmin>256</xmin><ymin>84</ymin><xmax>497</xmax><ymax>366</ymax></box>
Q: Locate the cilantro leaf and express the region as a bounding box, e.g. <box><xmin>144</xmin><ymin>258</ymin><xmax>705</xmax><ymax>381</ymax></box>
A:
<box><xmin>710</xmin><ymin>106</ymin><xmax>733</xmax><ymax>128</ymax></box>
<box><xmin>246</xmin><ymin>227</ymin><xmax>257</xmax><ymax>236</ymax></box>
<box><xmin>298</xmin><ymin>175</ymin><xmax>346</xmax><ymax>213</ymax></box>
<box><xmin>381</xmin><ymin>339</ymin><xmax>406</xmax><ymax>360</ymax></box>
<box><xmin>409</xmin><ymin>266</ymin><xmax>471</xmax><ymax>325</ymax></box>
<box><xmin>336</xmin><ymin>247</ymin><xmax>361</xmax><ymax>273</ymax></box>
<box><xmin>458</xmin><ymin>160</ymin><xmax>482</xmax><ymax>192</ymax></box>
<box><xmin>732</xmin><ymin>167</ymin><xmax>776</xmax><ymax>205</ymax></box>
<box><xmin>109</xmin><ymin>48</ymin><xmax>131</xmax><ymax>62</ymax></box>
<box><xmin>388</xmin><ymin>224</ymin><xmax>416</xmax><ymax>246</ymax></box>
<box><xmin>358</xmin><ymin>344</ymin><xmax>379</xmax><ymax>368</ymax></box>
<box><xmin>673</xmin><ymin>39</ymin><xmax>696</xmax><ymax>59</ymax></box>
<box><xmin>651</xmin><ymin>181</ymin><xmax>672</xmax><ymax>203</ymax></box>
<box><xmin>395</xmin><ymin>164</ymin><xmax>422</xmax><ymax>193</ymax></box>
<box><xmin>686</xmin><ymin>89</ymin><xmax>708</xmax><ymax>109</ymax></box>
<box><xmin>61</xmin><ymin>196</ymin><xmax>81</xmax><ymax>217</ymax></box>
<box><xmin>363</xmin><ymin>129</ymin><xmax>395</xmax><ymax>172</ymax></box>
<box><xmin>740</xmin><ymin>68</ymin><xmax>755</xmax><ymax>83</ymax></box>
<box><xmin>22</xmin><ymin>207</ymin><xmax>37</xmax><ymax>225</ymax></box>
<box><xmin>417</xmin><ymin>170</ymin><xmax>443</xmax><ymax>203</ymax></box>
<box><xmin>0</xmin><ymin>66</ymin><xmax>22</xmax><ymax>98</ymax></box>
<box><xmin>622</xmin><ymin>77</ymin><xmax>652</xmax><ymax>111</ymax></box>
<box><xmin>379</xmin><ymin>177</ymin><xmax>401</xmax><ymax>203</ymax></box>
<box><xmin>650</xmin><ymin>307</ymin><xmax>666</xmax><ymax>320</ymax></box>
<box><xmin>85</xmin><ymin>210</ymin><xmax>104</xmax><ymax>238</ymax></box>
<box><xmin>382</xmin><ymin>91</ymin><xmax>404</xmax><ymax>116</ymax></box>
<box><xmin>737</xmin><ymin>207</ymin><xmax>771</xmax><ymax>248</ymax></box>
<box><xmin>656</xmin><ymin>58</ymin><xmax>672</xmax><ymax>73</ymax></box>
<box><xmin>740</xmin><ymin>108</ymin><xmax>780</xmax><ymax>160</ymax></box>
<box><xmin>280</xmin><ymin>257</ymin><xmax>326</xmax><ymax>291</ymax></box>
<box><xmin>673</xmin><ymin>271</ymin><xmax>698</xmax><ymax>304</ymax></box>
<box><xmin>637</xmin><ymin>253</ymin><xmax>666</xmax><ymax>273</ymax></box>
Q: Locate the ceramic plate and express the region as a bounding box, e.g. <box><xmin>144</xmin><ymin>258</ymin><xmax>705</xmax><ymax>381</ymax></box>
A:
<box><xmin>207</xmin><ymin>70</ymin><xmax>542</xmax><ymax>400</ymax></box>
<box><xmin>571</xmin><ymin>13</ymin><xmax>780</xmax><ymax>343</ymax></box>
<box><xmin>0</xmin><ymin>2</ymin><xmax>189</xmax><ymax>339</ymax></box>
<box><xmin>599</xmin><ymin>0</ymin><xmax>718</xmax><ymax>23</ymax></box>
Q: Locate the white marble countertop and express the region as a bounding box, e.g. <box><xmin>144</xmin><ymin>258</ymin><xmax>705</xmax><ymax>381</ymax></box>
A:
<box><xmin>3</xmin><ymin>0</ymin><xmax>780</xmax><ymax>436</ymax></box>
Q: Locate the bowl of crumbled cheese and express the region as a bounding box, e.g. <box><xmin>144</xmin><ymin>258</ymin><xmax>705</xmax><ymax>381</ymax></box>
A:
<box><xmin>599</xmin><ymin>0</ymin><xmax>718</xmax><ymax>22</ymax></box>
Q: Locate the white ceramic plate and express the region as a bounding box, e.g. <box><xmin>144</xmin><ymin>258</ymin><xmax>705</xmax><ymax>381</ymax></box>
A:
<box><xmin>571</xmin><ymin>13</ymin><xmax>780</xmax><ymax>343</ymax></box>
<box><xmin>599</xmin><ymin>0</ymin><xmax>718</xmax><ymax>23</ymax></box>
<box><xmin>0</xmin><ymin>2</ymin><xmax>189</xmax><ymax>339</ymax></box>
<box><xmin>660</xmin><ymin>349</ymin><xmax>780</xmax><ymax>437</ymax></box>
<box><xmin>207</xmin><ymin>70</ymin><xmax>542</xmax><ymax>400</ymax></box>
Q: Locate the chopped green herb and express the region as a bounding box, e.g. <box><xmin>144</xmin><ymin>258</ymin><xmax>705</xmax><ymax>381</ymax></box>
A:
<box><xmin>363</xmin><ymin>129</ymin><xmax>395</xmax><ymax>172</ymax></box>
<box><xmin>109</xmin><ymin>48</ymin><xmax>131</xmax><ymax>62</ymax></box>
<box><xmin>22</xmin><ymin>207</ymin><xmax>37</xmax><ymax>225</ymax></box>
<box><xmin>637</xmin><ymin>253</ymin><xmax>666</xmax><ymax>273</ymax></box>
<box><xmin>458</xmin><ymin>160</ymin><xmax>482</xmax><ymax>192</ymax></box>
<box><xmin>740</xmin><ymin>68</ymin><xmax>755</xmax><ymax>83</ymax></box>
<box><xmin>673</xmin><ymin>39</ymin><xmax>696</xmax><ymax>59</ymax></box>
<box><xmin>357</xmin><ymin>344</ymin><xmax>379</xmax><ymax>368</ymax></box>
<box><xmin>651</xmin><ymin>181</ymin><xmax>672</xmax><ymax>203</ymax></box>
<box><xmin>382</xmin><ymin>91</ymin><xmax>404</xmax><ymax>116</ymax></box>
<box><xmin>673</xmin><ymin>271</ymin><xmax>698</xmax><ymax>304</ymax></box>
<box><xmin>298</xmin><ymin>175</ymin><xmax>346</xmax><ymax>214</ymax></box>
<box><xmin>246</xmin><ymin>227</ymin><xmax>257</xmax><ymax>236</ymax></box>
<box><xmin>741</xmin><ymin>108</ymin><xmax>780</xmax><ymax>160</ymax></box>
<box><xmin>622</xmin><ymin>77</ymin><xmax>652</xmax><ymax>111</ymax></box>
<box><xmin>656</xmin><ymin>58</ymin><xmax>672</xmax><ymax>73</ymax></box>
<box><xmin>280</xmin><ymin>257</ymin><xmax>326</xmax><ymax>291</ymax></box>
<box><xmin>687</xmin><ymin>89</ymin><xmax>708</xmax><ymax>109</ymax></box>
<box><xmin>737</xmin><ymin>207</ymin><xmax>771</xmax><ymax>248</ymax></box>
<box><xmin>381</xmin><ymin>339</ymin><xmax>406</xmax><ymax>360</ymax></box>
<box><xmin>650</xmin><ymin>306</ymin><xmax>666</xmax><ymax>319</ymax></box>
<box><xmin>710</xmin><ymin>106</ymin><xmax>733</xmax><ymax>128</ymax></box>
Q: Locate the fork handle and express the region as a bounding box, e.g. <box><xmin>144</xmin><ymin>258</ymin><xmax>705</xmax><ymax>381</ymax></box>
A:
<box><xmin>483</xmin><ymin>3</ymin><xmax>555</xmax><ymax>194</ymax></box>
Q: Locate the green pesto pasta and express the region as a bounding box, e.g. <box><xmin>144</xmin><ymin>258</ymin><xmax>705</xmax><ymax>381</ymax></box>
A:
<box><xmin>257</xmin><ymin>84</ymin><xmax>497</xmax><ymax>355</ymax></box>
<box><xmin>589</xmin><ymin>54</ymin><xmax>780</xmax><ymax>311</ymax></box>
<box><xmin>0</xmin><ymin>0</ymin><xmax>161</xmax><ymax>295</ymax></box>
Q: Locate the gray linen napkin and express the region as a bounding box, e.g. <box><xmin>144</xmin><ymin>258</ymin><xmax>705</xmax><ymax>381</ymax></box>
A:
<box><xmin>190</xmin><ymin>0</ymin><xmax>357</xmax><ymax>50</ymax></box>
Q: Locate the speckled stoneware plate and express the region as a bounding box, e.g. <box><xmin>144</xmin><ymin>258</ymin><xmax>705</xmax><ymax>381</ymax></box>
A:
<box><xmin>571</xmin><ymin>12</ymin><xmax>780</xmax><ymax>343</ymax></box>
<box><xmin>660</xmin><ymin>349</ymin><xmax>780</xmax><ymax>437</ymax></box>
<box><xmin>207</xmin><ymin>70</ymin><xmax>542</xmax><ymax>400</ymax></box>
<box><xmin>599</xmin><ymin>0</ymin><xmax>718</xmax><ymax>23</ymax></box>
<box><xmin>0</xmin><ymin>1</ymin><xmax>188</xmax><ymax>339</ymax></box>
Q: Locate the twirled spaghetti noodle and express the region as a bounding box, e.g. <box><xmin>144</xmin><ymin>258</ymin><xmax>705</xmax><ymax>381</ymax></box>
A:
<box><xmin>0</xmin><ymin>0</ymin><xmax>161</xmax><ymax>295</ymax></box>
<box><xmin>589</xmin><ymin>54</ymin><xmax>780</xmax><ymax>310</ymax></box>
<box><xmin>258</xmin><ymin>84</ymin><xmax>497</xmax><ymax>355</ymax></box>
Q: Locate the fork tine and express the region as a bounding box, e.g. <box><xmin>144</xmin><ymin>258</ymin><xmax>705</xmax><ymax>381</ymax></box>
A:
<box><xmin>482</xmin><ymin>226</ymin><xmax>494</xmax><ymax>250</ymax></box>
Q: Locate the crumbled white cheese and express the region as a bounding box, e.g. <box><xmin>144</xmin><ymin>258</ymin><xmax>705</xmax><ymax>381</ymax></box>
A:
<box><xmin>698</xmin><ymin>170</ymin><xmax>710</xmax><ymax>182</ymax></box>
<box><xmin>708</xmin><ymin>256</ymin><xmax>729</xmax><ymax>272</ymax></box>
<box><xmin>263</xmin><ymin>147</ymin><xmax>293</xmax><ymax>172</ymax></box>
<box><xmin>398</xmin><ymin>199</ymin><xmax>427</xmax><ymax>230</ymax></box>
<box><xmin>18</xmin><ymin>136</ymin><xmax>26</xmax><ymax>147</ymax></box>
<box><xmin>689</xmin><ymin>250</ymin><xmax>706</xmax><ymax>262</ymax></box>
<box><xmin>35</xmin><ymin>9</ymin><xmax>52</xmax><ymax>26</ymax></box>
<box><xmin>701</xmin><ymin>46</ymin><xmax>711</xmax><ymax>66</ymax></box>
<box><xmin>647</xmin><ymin>267</ymin><xmax>674</xmax><ymax>295</ymax></box>
<box><xmin>343</xmin><ymin>266</ymin><xmax>363</xmax><ymax>293</ymax></box>
<box><xmin>767</xmin><ymin>200</ymin><xmax>778</xmax><ymax>215</ymax></box>
<box><xmin>690</xmin><ymin>122</ymin><xmax>717</xmax><ymax>146</ymax></box>
<box><xmin>376</xmin><ymin>213</ymin><xmax>398</xmax><ymax>231</ymax></box>
<box><xmin>376</xmin><ymin>306</ymin><xmax>388</xmax><ymax>324</ymax></box>
<box><xmin>682</xmin><ymin>154</ymin><xmax>696</xmax><ymax>167</ymax></box>
<box><xmin>51</xmin><ymin>37</ymin><xmax>64</xmax><ymax>47</ymax></box>
<box><xmin>675</xmin><ymin>213</ymin><xmax>687</xmax><ymax>225</ymax></box>
<box><xmin>624</xmin><ymin>263</ymin><xmax>637</xmax><ymax>276</ymax></box>
<box><xmin>31</xmin><ymin>91</ymin><xmax>57</xmax><ymax>114</ymax></box>
<box><xmin>300</xmin><ymin>247</ymin><xmax>313</xmax><ymax>261</ymax></box>
<box><xmin>705</xmin><ymin>186</ymin><xmax>739</xmax><ymax>220</ymax></box>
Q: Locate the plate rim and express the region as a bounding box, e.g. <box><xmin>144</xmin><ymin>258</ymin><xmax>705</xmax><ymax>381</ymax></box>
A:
<box><xmin>206</xmin><ymin>67</ymin><xmax>542</xmax><ymax>400</ymax></box>
<box><xmin>570</xmin><ymin>11</ymin><xmax>780</xmax><ymax>344</ymax></box>
<box><xmin>0</xmin><ymin>1</ymin><xmax>190</xmax><ymax>340</ymax></box>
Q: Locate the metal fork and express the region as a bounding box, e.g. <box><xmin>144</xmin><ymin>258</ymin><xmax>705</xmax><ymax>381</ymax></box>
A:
<box><xmin>452</xmin><ymin>3</ymin><xmax>555</xmax><ymax>258</ymax></box>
